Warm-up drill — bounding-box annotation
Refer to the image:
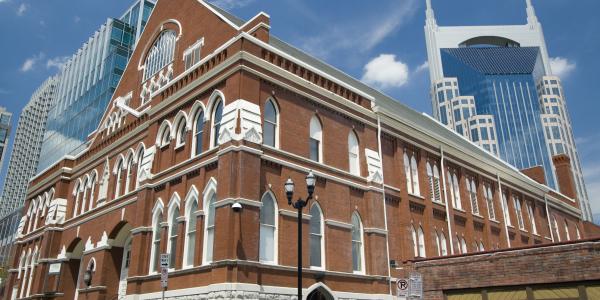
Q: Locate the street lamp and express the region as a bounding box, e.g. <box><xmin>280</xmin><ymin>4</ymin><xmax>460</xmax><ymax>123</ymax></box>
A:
<box><xmin>284</xmin><ymin>170</ymin><xmax>316</xmax><ymax>299</ymax></box>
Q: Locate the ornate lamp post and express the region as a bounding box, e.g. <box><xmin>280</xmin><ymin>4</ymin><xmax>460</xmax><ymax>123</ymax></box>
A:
<box><xmin>284</xmin><ymin>170</ymin><xmax>316</xmax><ymax>299</ymax></box>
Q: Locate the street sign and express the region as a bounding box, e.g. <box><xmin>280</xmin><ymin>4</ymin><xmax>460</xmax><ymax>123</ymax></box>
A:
<box><xmin>160</xmin><ymin>254</ymin><xmax>170</xmax><ymax>288</ymax></box>
<box><xmin>397</xmin><ymin>278</ymin><xmax>409</xmax><ymax>298</ymax></box>
<box><xmin>409</xmin><ymin>272</ymin><xmax>423</xmax><ymax>299</ymax></box>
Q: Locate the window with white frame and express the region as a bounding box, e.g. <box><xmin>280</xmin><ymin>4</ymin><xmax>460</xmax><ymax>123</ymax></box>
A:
<box><xmin>175</xmin><ymin>117</ymin><xmax>187</xmax><ymax>147</ymax></box>
<box><xmin>351</xmin><ymin>212</ymin><xmax>365</xmax><ymax>273</ymax></box>
<box><xmin>552</xmin><ymin>216</ymin><xmax>561</xmax><ymax>242</ymax></box>
<box><xmin>80</xmin><ymin>178</ymin><xmax>89</xmax><ymax>214</ymax></box>
<box><xmin>167</xmin><ymin>200</ymin><xmax>179</xmax><ymax>269</ymax></box>
<box><xmin>193</xmin><ymin>110</ymin><xmax>205</xmax><ymax>156</ymax></box>
<box><xmin>89</xmin><ymin>173</ymin><xmax>97</xmax><ymax>210</ymax></box>
<box><xmin>136</xmin><ymin>148</ymin><xmax>145</xmax><ymax>189</ymax></box>
<box><xmin>404</xmin><ymin>150</ymin><xmax>420</xmax><ymax>196</ymax></box>
<box><xmin>125</xmin><ymin>155</ymin><xmax>134</xmax><ymax>194</ymax></box>
<box><xmin>485</xmin><ymin>184</ymin><xmax>496</xmax><ymax>220</ymax></box>
<box><xmin>411</xmin><ymin>225</ymin><xmax>426</xmax><ymax>258</ymax></box>
<box><xmin>564</xmin><ymin>220</ymin><xmax>571</xmax><ymax>240</ymax></box>
<box><xmin>502</xmin><ymin>192</ymin><xmax>511</xmax><ymax>226</ymax></box>
<box><xmin>448</xmin><ymin>170</ymin><xmax>462</xmax><ymax>210</ymax></box>
<box><xmin>426</xmin><ymin>162</ymin><xmax>441</xmax><ymax>202</ymax></box>
<box><xmin>309</xmin><ymin>116</ymin><xmax>323</xmax><ymax>162</ymax></box>
<box><xmin>460</xmin><ymin>237</ymin><xmax>468</xmax><ymax>254</ymax></box>
<box><xmin>348</xmin><ymin>131</ymin><xmax>360</xmax><ymax>176</ymax></box>
<box><xmin>203</xmin><ymin>188</ymin><xmax>217</xmax><ymax>264</ymax></box>
<box><xmin>526</xmin><ymin>202</ymin><xmax>537</xmax><ymax>234</ymax></box>
<box><xmin>576</xmin><ymin>225</ymin><xmax>581</xmax><ymax>239</ymax></box>
<box><xmin>211</xmin><ymin>100</ymin><xmax>223</xmax><ymax>148</ymax></box>
<box><xmin>309</xmin><ymin>203</ymin><xmax>324</xmax><ymax>268</ymax></box>
<box><xmin>183</xmin><ymin>190</ymin><xmax>198</xmax><ymax>268</ymax></box>
<box><xmin>263</xmin><ymin>100</ymin><xmax>278</xmax><ymax>148</ymax></box>
<box><xmin>150</xmin><ymin>207</ymin><xmax>162</xmax><ymax>273</ymax></box>
<box><xmin>144</xmin><ymin>30</ymin><xmax>176</xmax><ymax>81</ymax></box>
<box><xmin>435</xmin><ymin>230</ymin><xmax>447</xmax><ymax>256</ymax></box>
<box><xmin>158</xmin><ymin>122</ymin><xmax>172</xmax><ymax>148</ymax></box>
<box><xmin>259</xmin><ymin>192</ymin><xmax>277</xmax><ymax>264</ymax></box>
<box><xmin>183</xmin><ymin>38</ymin><xmax>204</xmax><ymax>70</ymax></box>
<box><xmin>114</xmin><ymin>158</ymin><xmax>124</xmax><ymax>199</ymax></box>
<box><xmin>467</xmin><ymin>177</ymin><xmax>479</xmax><ymax>215</ymax></box>
<box><xmin>514</xmin><ymin>196</ymin><xmax>525</xmax><ymax>230</ymax></box>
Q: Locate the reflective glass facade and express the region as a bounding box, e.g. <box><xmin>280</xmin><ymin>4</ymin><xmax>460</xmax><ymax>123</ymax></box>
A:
<box><xmin>441</xmin><ymin>47</ymin><xmax>556</xmax><ymax>188</ymax></box>
<box><xmin>0</xmin><ymin>107</ymin><xmax>11</xmax><ymax>176</ymax></box>
<box><xmin>37</xmin><ymin>0</ymin><xmax>155</xmax><ymax>173</ymax></box>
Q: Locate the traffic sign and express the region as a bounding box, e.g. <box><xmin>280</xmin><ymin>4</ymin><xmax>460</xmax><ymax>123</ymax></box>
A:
<box><xmin>160</xmin><ymin>254</ymin><xmax>170</xmax><ymax>288</ymax></box>
<box><xmin>397</xmin><ymin>278</ymin><xmax>409</xmax><ymax>298</ymax></box>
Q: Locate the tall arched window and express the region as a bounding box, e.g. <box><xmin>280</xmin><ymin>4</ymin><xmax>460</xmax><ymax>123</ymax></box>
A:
<box><xmin>144</xmin><ymin>30</ymin><xmax>176</xmax><ymax>80</ymax></box>
<box><xmin>552</xmin><ymin>216</ymin><xmax>561</xmax><ymax>242</ymax></box>
<box><xmin>576</xmin><ymin>225</ymin><xmax>581</xmax><ymax>240</ymax></box>
<box><xmin>514</xmin><ymin>196</ymin><xmax>525</xmax><ymax>230</ymax></box>
<box><xmin>460</xmin><ymin>237</ymin><xmax>468</xmax><ymax>254</ymax></box>
<box><xmin>439</xmin><ymin>232</ymin><xmax>448</xmax><ymax>256</ymax></box>
<box><xmin>526</xmin><ymin>202</ymin><xmax>537</xmax><ymax>234</ymax></box>
<box><xmin>448</xmin><ymin>170</ymin><xmax>462</xmax><ymax>210</ymax></box>
<box><xmin>150</xmin><ymin>202</ymin><xmax>163</xmax><ymax>274</ymax></box>
<box><xmin>88</xmin><ymin>172</ymin><xmax>97</xmax><ymax>211</ymax></box>
<box><xmin>412</xmin><ymin>225</ymin><xmax>426</xmax><ymax>258</ymax></box>
<box><xmin>193</xmin><ymin>110</ymin><xmax>204</xmax><ymax>156</ymax></box>
<box><xmin>564</xmin><ymin>220</ymin><xmax>571</xmax><ymax>240</ymax></box>
<box><xmin>501</xmin><ymin>192</ymin><xmax>511</xmax><ymax>226</ymax></box>
<box><xmin>136</xmin><ymin>147</ymin><xmax>145</xmax><ymax>189</ymax></box>
<box><xmin>203</xmin><ymin>181</ymin><xmax>217</xmax><ymax>264</ymax></box>
<box><xmin>259</xmin><ymin>192</ymin><xmax>278</xmax><ymax>263</ymax></box>
<box><xmin>73</xmin><ymin>180</ymin><xmax>81</xmax><ymax>217</ymax></box>
<box><xmin>158</xmin><ymin>122</ymin><xmax>172</xmax><ymax>148</ymax></box>
<box><xmin>309</xmin><ymin>203</ymin><xmax>324</xmax><ymax>269</ymax></box>
<box><xmin>211</xmin><ymin>100</ymin><xmax>223</xmax><ymax>148</ymax></box>
<box><xmin>20</xmin><ymin>249</ymin><xmax>31</xmax><ymax>298</ymax></box>
<box><xmin>351</xmin><ymin>212</ymin><xmax>365</xmax><ymax>273</ymax></box>
<box><xmin>263</xmin><ymin>99</ymin><xmax>278</xmax><ymax>147</ymax></box>
<box><xmin>183</xmin><ymin>188</ymin><xmax>198</xmax><ymax>268</ymax></box>
<box><xmin>309</xmin><ymin>116</ymin><xmax>323</xmax><ymax>162</ymax></box>
<box><xmin>167</xmin><ymin>196</ymin><xmax>180</xmax><ymax>269</ymax></box>
<box><xmin>114</xmin><ymin>158</ymin><xmax>124</xmax><ymax>199</ymax></box>
<box><xmin>467</xmin><ymin>178</ymin><xmax>479</xmax><ymax>215</ymax></box>
<box><xmin>485</xmin><ymin>185</ymin><xmax>496</xmax><ymax>221</ymax></box>
<box><xmin>348</xmin><ymin>131</ymin><xmax>360</xmax><ymax>175</ymax></box>
<box><xmin>81</xmin><ymin>177</ymin><xmax>89</xmax><ymax>214</ymax></box>
<box><xmin>175</xmin><ymin>117</ymin><xmax>187</xmax><ymax>147</ymax></box>
<box><xmin>124</xmin><ymin>155</ymin><xmax>134</xmax><ymax>194</ymax></box>
<box><xmin>426</xmin><ymin>162</ymin><xmax>441</xmax><ymax>202</ymax></box>
<box><xmin>404</xmin><ymin>150</ymin><xmax>420</xmax><ymax>196</ymax></box>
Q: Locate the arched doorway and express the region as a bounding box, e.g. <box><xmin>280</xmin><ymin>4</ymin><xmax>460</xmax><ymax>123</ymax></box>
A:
<box><xmin>118</xmin><ymin>236</ymin><xmax>132</xmax><ymax>299</ymax></box>
<box><xmin>109</xmin><ymin>222</ymin><xmax>133</xmax><ymax>300</ymax></box>
<box><xmin>63</xmin><ymin>239</ymin><xmax>83</xmax><ymax>300</ymax></box>
<box><xmin>307</xmin><ymin>287</ymin><xmax>334</xmax><ymax>300</ymax></box>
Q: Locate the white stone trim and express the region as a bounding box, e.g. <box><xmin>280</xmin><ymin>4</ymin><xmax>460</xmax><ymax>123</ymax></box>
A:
<box><xmin>325</xmin><ymin>219</ymin><xmax>353</xmax><ymax>230</ymax></box>
<box><xmin>214</xmin><ymin>198</ymin><xmax>262</xmax><ymax>208</ymax></box>
<box><xmin>364</xmin><ymin>228</ymin><xmax>388</xmax><ymax>235</ymax></box>
<box><xmin>279</xmin><ymin>209</ymin><xmax>311</xmax><ymax>220</ymax></box>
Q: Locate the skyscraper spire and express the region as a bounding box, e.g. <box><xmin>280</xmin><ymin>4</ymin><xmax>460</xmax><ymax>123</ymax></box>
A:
<box><xmin>526</xmin><ymin>0</ymin><xmax>538</xmax><ymax>25</ymax></box>
<box><xmin>425</xmin><ymin>0</ymin><xmax>437</xmax><ymax>26</ymax></box>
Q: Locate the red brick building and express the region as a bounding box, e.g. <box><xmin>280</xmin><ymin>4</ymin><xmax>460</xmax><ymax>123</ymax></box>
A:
<box><xmin>4</xmin><ymin>1</ymin><xmax>594</xmax><ymax>299</ymax></box>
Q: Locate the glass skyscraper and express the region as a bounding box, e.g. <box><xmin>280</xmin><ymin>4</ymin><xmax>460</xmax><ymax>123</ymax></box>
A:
<box><xmin>424</xmin><ymin>0</ymin><xmax>593</xmax><ymax>220</ymax></box>
<box><xmin>0</xmin><ymin>107</ymin><xmax>11</xmax><ymax>177</ymax></box>
<box><xmin>37</xmin><ymin>0</ymin><xmax>155</xmax><ymax>173</ymax></box>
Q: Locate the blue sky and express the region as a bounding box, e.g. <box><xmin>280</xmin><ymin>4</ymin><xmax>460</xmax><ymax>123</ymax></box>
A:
<box><xmin>1</xmin><ymin>0</ymin><xmax>599</xmax><ymax>218</ymax></box>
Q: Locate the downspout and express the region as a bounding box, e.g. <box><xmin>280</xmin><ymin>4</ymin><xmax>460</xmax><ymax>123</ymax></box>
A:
<box><xmin>439</xmin><ymin>146</ymin><xmax>454</xmax><ymax>255</ymax></box>
<box><xmin>544</xmin><ymin>194</ymin><xmax>555</xmax><ymax>242</ymax></box>
<box><xmin>376</xmin><ymin>115</ymin><xmax>393</xmax><ymax>298</ymax></box>
<box><xmin>496</xmin><ymin>174</ymin><xmax>511</xmax><ymax>248</ymax></box>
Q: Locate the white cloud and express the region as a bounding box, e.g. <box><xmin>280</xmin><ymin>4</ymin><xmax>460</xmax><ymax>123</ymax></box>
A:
<box><xmin>361</xmin><ymin>54</ymin><xmax>409</xmax><ymax>89</ymax></box>
<box><xmin>208</xmin><ymin>0</ymin><xmax>254</xmax><ymax>10</ymax></box>
<box><xmin>16</xmin><ymin>3</ymin><xmax>27</xmax><ymax>16</ymax></box>
<box><xmin>298</xmin><ymin>0</ymin><xmax>417</xmax><ymax>60</ymax></box>
<box><xmin>550</xmin><ymin>57</ymin><xmax>576</xmax><ymax>78</ymax></box>
<box><xmin>46</xmin><ymin>56</ymin><xmax>71</xmax><ymax>71</ymax></box>
<box><xmin>20</xmin><ymin>53</ymin><xmax>45</xmax><ymax>72</ymax></box>
<box><xmin>415</xmin><ymin>61</ymin><xmax>429</xmax><ymax>73</ymax></box>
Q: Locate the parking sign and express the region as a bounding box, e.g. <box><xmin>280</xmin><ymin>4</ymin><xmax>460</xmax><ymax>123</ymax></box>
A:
<box><xmin>160</xmin><ymin>254</ymin><xmax>170</xmax><ymax>288</ymax></box>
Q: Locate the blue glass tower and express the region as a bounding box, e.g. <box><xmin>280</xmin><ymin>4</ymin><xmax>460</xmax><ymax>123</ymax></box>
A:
<box><xmin>440</xmin><ymin>47</ymin><xmax>555</xmax><ymax>188</ymax></box>
<box><xmin>37</xmin><ymin>0</ymin><xmax>155</xmax><ymax>173</ymax></box>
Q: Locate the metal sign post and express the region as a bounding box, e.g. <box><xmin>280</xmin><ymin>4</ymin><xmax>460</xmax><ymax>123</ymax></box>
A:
<box><xmin>160</xmin><ymin>254</ymin><xmax>170</xmax><ymax>300</ymax></box>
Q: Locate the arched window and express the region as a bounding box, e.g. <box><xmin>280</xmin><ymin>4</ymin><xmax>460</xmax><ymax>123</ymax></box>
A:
<box><xmin>404</xmin><ymin>150</ymin><xmax>420</xmax><ymax>196</ymax></box>
<box><xmin>136</xmin><ymin>147</ymin><xmax>145</xmax><ymax>189</ymax></box>
<box><xmin>351</xmin><ymin>212</ymin><xmax>365</xmax><ymax>273</ymax></box>
<box><xmin>485</xmin><ymin>185</ymin><xmax>496</xmax><ymax>221</ymax></box>
<box><xmin>183</xmin><ymin>188</ymin><xmax>198</xmax><ymax>268</ymax></box>
<box><xmin>514</xmin><ymin>196</ymin><xmax>524</xmax><ymax>230</ymax></box>
<box><xmin>502</xmin><ymin>192</ymin><xmax>511</xmax><ymax>226</ymax></box>
<box><xmin>348</xmin><ymin>131</ymin><xmax>360</xmax><ymax>175</ymax></box>
<box><xmin>88</xmin><ymin>172</ymin><xmax>97</xmax><ymax>211</ymax></box>
<box><xmin>552</xmin><ymin>216</ymin><xmax>561</xmax><ymax>242</ymax></box>
<box><xmin>412</xmin><ymin>225</ymin><xmax>426</xmax><ymax>258</ymax></box>
<box><xmin>576</xmin><ymin>225</ymin><xmax>581</xmax><ymax>240</ymax></box>
<box><xmin>150</xmin><ymin>201</ymin><xmax>163</xmax><ymax>274</ymax></box>
<box><xmin>124</xmin><ymin>155</ymin><xmax>134</xmax><ymax>194</ymax></box>
<box><xmin>167</xmin><ymin>198</ymin><xmax>180</xmax><ymax>269</ymax></box>
<box><xmin>193</xmin><ymin>110</ymin><xmax>205</xmax><ymax>156</ymax></box>
<box><xmin>175</xmin><ymin>117</ymin><xmax>187</xmax><ymax>147</ymax></box>
<box><xmin>479</xmin><ymin>241</ymin><xmax>485</xmax><ymax>252</ymax></box>
<box><xmin>434</xmin><ymin>231</ymin><xmax>441</xmax><ymax>256</ymax></box>
<box><xmin>460</xmin><ymin>237</ymin><xmax>468</xmax><ymax>254</ymax></box>
<box><xmin>309</xmin><ymin>116</ymin><xmax>323</xmax><ymax>162</ymax></box>
<box><xmin>526</xmin><ymin>202</ymin><xmax>537</xmax><ymax>234</ymax></box>
<box><xmin>114</xmin><ymin>158</ymin><xmax>124</xmax><ymax>199</ymax></box>
<box><xmin>467</xmin><ymin>178</ymin><xmax>479</xmax><ymax>215</ymax></box>
<box><xmin>426</xmin><ymin>162</ymin><xmax>441</xmax><ymax>202</ymax></box>
<box><xmin>449</xmin><ymin>171</ymin><xmax>462</xmax><ymax>210</ymax></box>
<box><xmin>263</xmin><ymin>99</ymin><xmax>278</xmax><ymax>147</ymax></box>
<box><xmin>259</xmin><ymin>192</ymin><xmax>278</xmax><ymax>264</ymax></box>
<box><xmin>439</xmin><ymin>232</ymin><xmax>448</xmax><ymax>256</ymax></box>
<box><xmin>211</xmin><ymin>99</ymin><xmax>223</xmax><ymax>148</ymax></box>
<box><xmin>144</xmin><ymin>30</ymin><xmax>176</xmax><ymax>80</ymax></box>
<box><xmin>309</xmin><ymin>203</ymin><xmax>324</xmax><ymax>269</ymax></box>
<box><xmin>203</xmin><ymin>181</ymin><xmax>217</xmax><ymax>264</ymax></box>
<box><xmin>73</xmin><ymin>180</ymin><xmax>82</xmax><ymax>217</ymax></box>
<box><xmin>81</xmin><ymin>177</ymin><xmax>89</xmax><ymax>214</ymax></box>
<box><xmin>158</xmin><ymin>122</ymin><xmax>172</xmax><ymax>148</ymax></box>
<box><xmin>564</xmin><ymin>220</ymin><xmax>571</xmax><ymax>240</ymax></box>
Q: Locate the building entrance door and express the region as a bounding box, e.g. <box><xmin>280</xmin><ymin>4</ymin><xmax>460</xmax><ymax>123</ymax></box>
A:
<box><xmin>118</xmin><ymin>238</ymin><xmax>132</xmax><ymax>299</ymax></box>
<box><xmin>307</xmin><ymin>288</ymin><xmax>334</xmax><ymax>300</ymax></box>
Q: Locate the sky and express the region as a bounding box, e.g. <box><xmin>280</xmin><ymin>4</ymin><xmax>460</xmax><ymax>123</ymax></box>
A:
<box><xmin>0</xmin><ymin>0</ymin><xmax>599</xmax><ymax>219</ymax></box>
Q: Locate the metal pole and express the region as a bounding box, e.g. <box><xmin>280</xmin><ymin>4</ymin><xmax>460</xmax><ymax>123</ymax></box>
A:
<box><xmin>297</xmin><ymin>204</ymin><xmax>303</xmax><ymax>300</ymax></box>
<box><xmin>162</xmin><ymin>288</ymin><xmax>165</xmax><ymax>300</ymax></box>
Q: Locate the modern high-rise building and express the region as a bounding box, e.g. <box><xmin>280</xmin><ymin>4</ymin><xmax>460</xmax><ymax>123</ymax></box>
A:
<box><xmin>424</xmin><ymin>0</ymin><xmax>593</xmax><ymax>220</ymax></box>
<box><xmin>0</xmin><ymin>78</ymin><xmax>58</xmax><ymax>217</ymax></box>
<box><xmin>37</xmin><ymin>0</ymin><xmax>155</xmax><ymax>173</ymax></box>
<box><xmin>0</xmin><ymin>107</ymin><xmax>11</xmax><ymax>176</ymax></box>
